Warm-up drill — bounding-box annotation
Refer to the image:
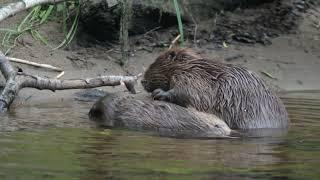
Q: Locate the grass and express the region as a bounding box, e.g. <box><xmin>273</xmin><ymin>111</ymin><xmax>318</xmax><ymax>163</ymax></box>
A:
<box><xmin>0</xmin><ymin>0</ymin><xmax>81</xmax><ymax>55</ymax></box>
<box><xmin>173</xmin><ymin>0</ymin><xmax>184</xmax><ymax>46</ymax></box>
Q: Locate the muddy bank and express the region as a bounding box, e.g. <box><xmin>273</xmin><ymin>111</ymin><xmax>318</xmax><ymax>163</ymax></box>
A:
<box><xmin>79</xmin><ymin>0</ymin><xmax>309</xmax><ymax>46</ymax></box>
<box><xmin>79</xmin><ymin>0</ymin><xmax>277</xmax><ymax>42</ymax></box>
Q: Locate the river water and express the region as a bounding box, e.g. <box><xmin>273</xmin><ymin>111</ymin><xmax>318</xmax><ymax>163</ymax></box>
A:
<box><xmin>0</xmin><ymin>91</ymin><xmax>319</xmax><ymax>179</ymax></box>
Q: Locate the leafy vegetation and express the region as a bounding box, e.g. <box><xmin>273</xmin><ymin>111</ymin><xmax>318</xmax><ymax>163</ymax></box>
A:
<box><xmin>0</xmin><ymin>0</ymin><xmax>81</xmax><ymax>54</ymax></box>
<box><xmin>0</xmin><ymin>0</ymin><xmax>185</xmax><ymax>54</ymax></box>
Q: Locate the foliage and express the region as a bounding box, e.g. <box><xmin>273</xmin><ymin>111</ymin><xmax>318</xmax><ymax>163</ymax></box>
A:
<box><xmin>0</xmin><ymin>0</ymin><xmax>185</xmax><ymax>54</ymax></box>
<box><xmin>0</xmin><ymin>0</ymin><xmax>81</xmax><ymax>55</ymax></box>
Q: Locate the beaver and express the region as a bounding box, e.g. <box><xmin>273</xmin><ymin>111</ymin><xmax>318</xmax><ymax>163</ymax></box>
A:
<box><xmin>141</xmin><ymin>48</ymin><xmax>289</xmax><ymax>129</ymax></box>
<box><xmin>89</xmin><ymin>93</ymin><xmax>233</xmax><ymax>138</ymax></box>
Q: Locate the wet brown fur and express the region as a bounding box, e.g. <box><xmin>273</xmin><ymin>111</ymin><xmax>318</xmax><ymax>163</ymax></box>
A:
<box><xmin>141</xmin><ymin>48</ymin><xmax>289</xmax><ymax>129</ymax></box>
<box><xmin>89</xmin><ymin>93</ymin><xmax>232</xmax><ymax>138</ymax></box>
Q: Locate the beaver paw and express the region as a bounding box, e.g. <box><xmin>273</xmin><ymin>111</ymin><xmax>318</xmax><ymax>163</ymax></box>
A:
<box><xmin>152</xmin><ymin>89</ymin><xmax>171</xmax><ymax>101</ymax></box>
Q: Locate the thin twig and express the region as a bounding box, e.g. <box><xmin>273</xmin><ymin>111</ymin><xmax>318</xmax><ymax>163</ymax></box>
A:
<box><xmin>169</xmin><ymin>34</ymin><xmax>181</xmax><ymax>50</ymax></box>
<box><xmin>56</xmin><ymin>71</ymin><xmax>65</xmax><ymax>79</ymax></box>
<box><xmin>7</xmin><ymin>56</ymin><xmax>63</xmax><ymax>72</ymax></box>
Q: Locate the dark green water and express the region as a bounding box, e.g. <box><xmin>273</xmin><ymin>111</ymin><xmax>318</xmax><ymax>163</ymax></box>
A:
<box><xmin>0</xmin><ymin>92</ymin><xmax>320</xmax><ymax>180</ymax></box>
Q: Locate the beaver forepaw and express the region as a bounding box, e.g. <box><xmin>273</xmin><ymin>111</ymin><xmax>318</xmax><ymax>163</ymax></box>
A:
<box><xmin>152</xmin><ymin>88</ymin><xmax>171</xmax><ymax>101</ymax></box>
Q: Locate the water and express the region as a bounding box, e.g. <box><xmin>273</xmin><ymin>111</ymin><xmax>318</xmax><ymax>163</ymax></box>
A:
<box><xmin>0</xmin><ymin>92</ymin><xmax>319</xmax><ymax>180</ymax></box>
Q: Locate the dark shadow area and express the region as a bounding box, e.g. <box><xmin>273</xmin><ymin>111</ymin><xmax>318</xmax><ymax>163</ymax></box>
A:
<box><xmin>76</xmin><ymin>0</ymin><xmax>309</xmax><ymax>48</ymax></box>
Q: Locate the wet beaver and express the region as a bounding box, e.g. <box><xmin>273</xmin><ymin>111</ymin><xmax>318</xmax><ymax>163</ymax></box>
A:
<box><xmin>141</xmin><ymin>48</ymin><xmax>289</xmax><ymax>129</ymax></box>
<box><xmin>89</xmin><ymin>93</ymin><xmax>232</xmax><ymax>138</ymax></box>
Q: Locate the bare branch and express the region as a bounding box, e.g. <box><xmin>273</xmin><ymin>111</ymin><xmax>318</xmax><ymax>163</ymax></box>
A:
<box><xmin>169</xmin><ymin>34</ymin><xmax>181</xmax><ymax>50</ymax></box>
<box><xmin>20</xmin><ymin>73</ymin><xmax>139</xmax><ymax>92</ymax></box>
<box><xmin>0</xmin><ymin>70</ymin><xmax>139</xmax><ymax>112</ymax></box>
<box><xmin>7</xmin><ymin>56</ymin><xmax>63</xmax><ymax>72</ymax></box>
<box><xmin>0</xmin><ymin>50</ymin><xmax>140</xmax><ymax>112</ymax></box>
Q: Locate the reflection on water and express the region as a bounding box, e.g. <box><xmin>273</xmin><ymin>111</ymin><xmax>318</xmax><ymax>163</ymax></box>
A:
<box><xmin>0</xmin><ymin>91</ymin><xmax>319</xmax><ymax>179</ymax></box>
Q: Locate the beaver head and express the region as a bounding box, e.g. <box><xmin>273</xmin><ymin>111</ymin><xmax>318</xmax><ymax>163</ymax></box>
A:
<box><xmin>141</xmin><ymin>48</ymin><xmax>202</xmax><ymax>92</ymax></box>
<box><xmin>89</xmin><ymin>93</ymin><xmax>120</xmax><ymax>127</ymax></box>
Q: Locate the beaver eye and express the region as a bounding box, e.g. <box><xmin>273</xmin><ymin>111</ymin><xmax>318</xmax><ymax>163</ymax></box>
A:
<box><xmin>214</xmin><ymin>125</ymin><xmax>220</xmax><ymax>128</ymax></box>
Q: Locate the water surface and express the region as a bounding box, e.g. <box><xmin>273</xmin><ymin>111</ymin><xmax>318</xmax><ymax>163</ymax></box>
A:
<box><xmin>0</xmin><ymin>92</ymin><xmax>319</xmax><ymax>179</ymax></box>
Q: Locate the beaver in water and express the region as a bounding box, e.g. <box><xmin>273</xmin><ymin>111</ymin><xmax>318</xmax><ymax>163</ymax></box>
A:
<box><xmin>89</xmin><ymin>93</ymin><xmax>232</xmax><ymax>138</ymax></box>
<box><xmin>141</xmin><ymin>48</ymin><xmax>289</xmax><ymax>129</ymax></box>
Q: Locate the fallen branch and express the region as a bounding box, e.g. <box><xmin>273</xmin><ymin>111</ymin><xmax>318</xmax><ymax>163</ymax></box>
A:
<box><xmin>7</xmin><ymin>56</ymin><xmax>63</xmax><ymax>72</ymax></box>
<box><xmin>20</xmin><ymin>73</ymin><xmax>139</xmax><ymax>91</ymax></box>
<box><xmin>0</xmin><ymin>55</ymin><xmax>139</xmax><ymax>112</ymax></box>
<box><xmin>0</xmin><ymin>53</ymin><xmax>19</xmax><ymax>112</ymax></box>
<box><xmin>0</xmin><ymin>0</ymin><xmax>66</xmax><ymax>22</ymax></box>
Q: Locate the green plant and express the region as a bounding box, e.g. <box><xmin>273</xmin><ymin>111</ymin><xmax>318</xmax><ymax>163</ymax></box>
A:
<box><xmin>172</xmin><ymin>0</ymin><xmax>184</xmax><ymax>46</ymax></box>
<box><xmin>0</xmin><ymin>0</ymin><xmax>81</xmax><ymax>55</ymax></box>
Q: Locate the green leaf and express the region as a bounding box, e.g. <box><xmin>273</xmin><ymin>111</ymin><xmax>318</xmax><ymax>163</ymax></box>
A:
<box><xmin>31</xmin><ymin>30</ymin><xmax>49</xmax><ymax>46</ymax></box>
<box><xmin>18</xmin><ymin>7</ymin><xmax>37</xmax><ymax>32</ymax></box>
<box><xmin>40</xmin><ymin>5</ymin><xmax>54</xmax><ymax>24</ymax></box>
<box><xmin>53</xmin><ymin>5</ymin><xmax>80</xmax><ymax>50</ymax></box>
<box><xmin>173</xmin><ymin>0</ymin><xmax>184</xmax><ymax>46</ymax></box>
<box><xmin>0</xmin><ymin>28</ymin><xmax>17</xmax><ymax>33</ymax></box>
